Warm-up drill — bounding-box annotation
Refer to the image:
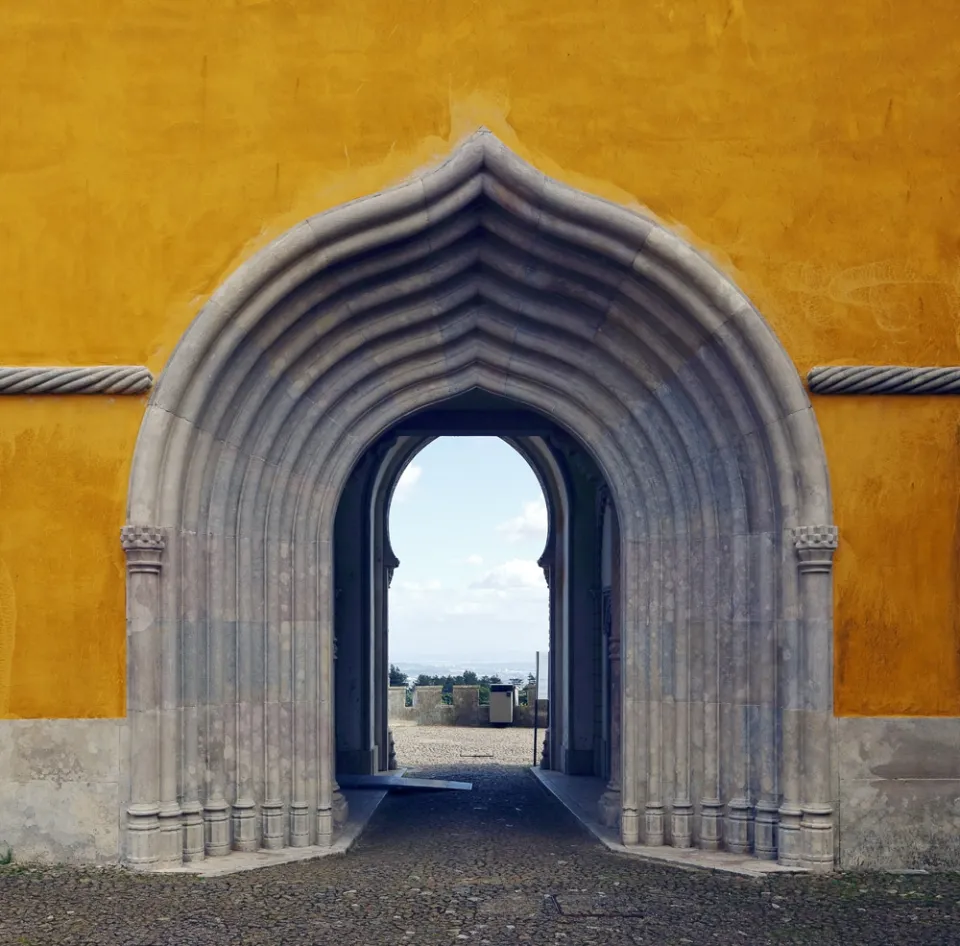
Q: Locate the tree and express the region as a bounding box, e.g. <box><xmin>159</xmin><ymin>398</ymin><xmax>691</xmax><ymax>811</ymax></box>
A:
<box><xmin>509</xmin><ymin>677</ymin><xmax>524</xmax><ymax>687</ymax></box>
<box><xmin>414</xmin><ymin>673</ymin><xmax>434</xmax><ymax>687</ymax></box>
<box><xmin>527</xmin><ymin>672</ymin><xmax>536</xmax><ymax>684</ymax></box>
<box><xmin>462</xmin><ymin>669</ymin><xmax>479</xmax><ymax>685</ymax></box>
<box><xmin>388</xmin><ymin>664</ymin><xmax>408</xmax><ymax>687</ymax></box>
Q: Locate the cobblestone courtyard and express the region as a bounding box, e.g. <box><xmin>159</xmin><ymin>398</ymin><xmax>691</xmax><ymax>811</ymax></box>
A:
<box><xmin>1</xmin><ymin>728</ymin><xmax>958</xmax><ymax>945</ymax></box>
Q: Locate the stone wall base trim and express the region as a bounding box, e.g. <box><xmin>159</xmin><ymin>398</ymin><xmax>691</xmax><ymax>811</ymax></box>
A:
<box><xmin>138</xmin><ymin>786</ymin><xmax>389</xmax><ymax>876</ymax></box>
<box><xmin>837</xmin><ymin>716</ymin><xmax>960</xmax><ymax>869</ymax></box>
<box><xmin>0</xmin><ymin>719</ymin><xmax>126</xmax><ymax>865</ymax></box>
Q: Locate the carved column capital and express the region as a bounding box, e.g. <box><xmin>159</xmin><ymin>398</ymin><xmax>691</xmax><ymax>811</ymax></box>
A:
<box><xmin>537</xmin><ymin>555</ymin><xmax>552</xmax><ymax>589</ymax></box>
<box><xmin>121</xmin><ymin>525</ymin><xmax>165</xmax><ymax>574</ymax></box>
<box><xmin>386</xmin><ymin>549</ymin><xmax>400</xmax><ymax>588</ymax></box>
<box><xmin>792</xmin><ymin>525</ymin><xmax>838</xmax><ymax>574</ymax></box>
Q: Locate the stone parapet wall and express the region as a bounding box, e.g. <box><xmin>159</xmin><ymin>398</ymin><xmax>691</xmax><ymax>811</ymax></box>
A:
<box><xmin>388</xmin><ymin>685</ymin><xmax>547</xmax><ymax>728</ymax></box>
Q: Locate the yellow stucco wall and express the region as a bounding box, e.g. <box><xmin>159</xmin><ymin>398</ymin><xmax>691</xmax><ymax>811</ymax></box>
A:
<box><xmin>0</xmin><ymin>0</ymin><xmax>958</xmax><ymax>718</ymax></box>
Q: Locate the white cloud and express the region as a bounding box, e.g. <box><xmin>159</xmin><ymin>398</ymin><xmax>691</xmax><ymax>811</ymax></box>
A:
<box><xmin>466</xmin><ymin>554</ymin><xmax>484</xmax><ymax>566</ymax></box>
<box><xmin>390</xmin><ymin>557</ymin><xmax>548</xmax><ymax>642</ymax></box>
<box><xmin>392</xmin><ymin>463</ymin><xmax>422</xmax><ymax>503</ymax></box>
<box><xmin>470</xmin><ymin>559</ymin><xmax>545</xmax><ymax>591</ymax></box>
<box><xmin>496</xmin><ymin>499</ymin><xmax>547</xmax><ymax>545</ymax></box>
<box><xmin>394</xmin><ymin>578</ymin><xmax>442</xmax><ymax>592</ymax></box>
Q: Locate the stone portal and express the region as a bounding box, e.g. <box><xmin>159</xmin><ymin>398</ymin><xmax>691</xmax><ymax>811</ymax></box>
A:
<box><xmin>122</xmin><ymin>131</ymin><xmax>837</xmax><ymax>870</ymax></box>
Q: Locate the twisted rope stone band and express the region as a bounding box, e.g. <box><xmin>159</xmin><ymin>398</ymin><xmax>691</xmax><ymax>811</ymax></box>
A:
<box><xmin>808</xmin><ymin>366</ymin><xmax>960</xmax><ymax>395</ymax></box>
<box><xmin>0</xmin><ymin>366</ymin><xmax>153</xmax><ymax>394</ymax></box>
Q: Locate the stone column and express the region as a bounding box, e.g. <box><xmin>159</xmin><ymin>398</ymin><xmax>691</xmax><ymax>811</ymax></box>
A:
<box><xmin>598</xmin><ymin>590</ymin><xmax>621</xmax><ymax>827</ymax></box>
<box><xmin>538</xmin><ymin>553</ymin><xmax>559</xmax><ymax>772</ymax></box>
<box><xmin>794</xmin><ymin>525</ymin><xmax>838</xmax><ymax>871</ymax></box>
<box><xmin>330</xmin><ymin>631</ymin><xmax>348</xmax><ymax>828</ymax></box>
<box><xmin>121</xmin><ymin>525</ymin><xmax>165</xmax><ymax>867</ymax></box>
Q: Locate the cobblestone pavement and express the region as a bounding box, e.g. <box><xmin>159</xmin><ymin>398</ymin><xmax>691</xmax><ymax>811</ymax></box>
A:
<box><xmin>2</xmin><ymin>764</ymin><xmax>958</xmax><ymax>945</ymax></box>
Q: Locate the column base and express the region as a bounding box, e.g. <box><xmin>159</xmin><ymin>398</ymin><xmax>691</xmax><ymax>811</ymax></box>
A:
<box><xmin>671</xmin><ymin>802</ymin><xmax>693</xmax><ymax>848</ymax></box>
<box><xmin>316</xmin><ymin>808</ymin><xmax>334</xmax><ymax>847</ymax></box>
<box><xmin>204</xmin><ymin>799</ymin><xmax>231</xmax><ymax>856</ymax></box>
<box><xmin>290</xmin><ymin>803</ymin><xmax>310</xmax><ymax>847</ymax></box>
<box><xmin>621</xmin><ymin>807</ymin><xmax>639</xmax><ymax>845</ymax></box>
<box><xmin>232</xmin><ymin>799</ymin><xmax>258</xmax><ymax>852</ymax></box>
<box><xmin>125</xmin><ymin>804</ymin><xmax>161</xmax><ymax>867</ymax></box>
<box><xmin>801</xmin><ymin>804</ymin><xmax>835</xmax><ymax>871</ymax></box>
<box><xmin>181</xmin><ymin>803</ymin><xmax>205</xmax><ymax>862</ymax></box>
<box><xmin>699</xmin><ymin>799</ymin><xmax>723</xmax><ymax>851</ymax></box>
<box><xmin>261</xmin><ymin>801</ymin><xmax>285</xmax><ymax>850</ymax></box>
<box><xmin>157</xmin><ymin>803</ymin><xmax>184</xmax><ymax>866</ymax></box>
<box><xmin>754</xmin><ymin>801</ymin><xmax>779</xmax><ymax>861</ymax></box>
<box><xmin>777</xmin><ymin>805</ymin><xmax>802</xmax><ymax>867</ymax></box>
<box><xmin>725</xmin><ymin>798</ymin><xmax>754</xmax><ymax>855</ymax></box>
<box><xmin>597</xmin><ymin>784</ymin><xmax>621</xmax><ymax>828</ymax></box>
<box><xmin>332</xmin><ymin>784</ymin><xmax>349</xmax><ymax>826</ymax></box>
<box><xmin>644</xmin><ymin>804</ymin><xmax>664</xmax><ymax>846</ymax></box>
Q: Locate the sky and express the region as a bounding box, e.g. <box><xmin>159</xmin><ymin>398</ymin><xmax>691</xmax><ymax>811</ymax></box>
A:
<box><xmin>388</xmin><ymin>437</ymin><xmax>549</xmax><ymax>670</ymax></box>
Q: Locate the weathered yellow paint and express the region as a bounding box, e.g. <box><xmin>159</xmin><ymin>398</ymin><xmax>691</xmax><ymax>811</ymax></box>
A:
<box><xmin>0</xmin><ymin>399</ymin><xmax>139</xmax><ymax>717</ymax></box>
<box><xmin>0</xmin><ymin>0</ymin><xmax>958</xmax><ymax>717</ymax></box>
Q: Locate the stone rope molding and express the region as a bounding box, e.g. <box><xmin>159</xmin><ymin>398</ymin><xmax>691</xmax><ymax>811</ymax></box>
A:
<box><xmin>0</xmin><ymin>366</ymin><xmax>153</xmax><ymax>395</ymax></box>
<box><xmin>808</xmin><ymin>365</ymin><xmax>960</xmax><ymax>394</ymax></box>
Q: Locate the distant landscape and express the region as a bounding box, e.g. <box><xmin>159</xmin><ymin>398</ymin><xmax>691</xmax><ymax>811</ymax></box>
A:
<box><xmin>389</xmin><ymin>658</ymin><xmax>549</xmax><ymax>698</ymax></box>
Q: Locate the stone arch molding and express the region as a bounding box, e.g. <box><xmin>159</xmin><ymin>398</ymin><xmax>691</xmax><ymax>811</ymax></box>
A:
<box><xmin>124</xmin><ymin>130</ymin><xmax>837</xmax><ymax>870</ymax></box>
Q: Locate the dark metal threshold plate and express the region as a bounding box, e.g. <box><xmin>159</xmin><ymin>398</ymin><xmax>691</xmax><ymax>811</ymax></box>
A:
<box><xmin>337</xmin><ymin>774</ymin><xmax>473</xmax><ymax>792</ymax></box>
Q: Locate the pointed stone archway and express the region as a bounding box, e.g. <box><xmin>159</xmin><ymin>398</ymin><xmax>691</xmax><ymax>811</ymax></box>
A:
<box><xmin>123</xmin><ymin>130</ymin><xmax>837</xmax><ymax>871</ymax></box>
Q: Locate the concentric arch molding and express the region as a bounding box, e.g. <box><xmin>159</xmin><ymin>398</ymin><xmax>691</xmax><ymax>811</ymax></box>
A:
<box><xmin>121</xmin><ymin>128</ymin><xmax>837</xmax><ymax>873</ymax></box>
<box><xmin>808</xmin><ymin>365</ymin><xmax>960</xmax><ymax>394</ymax></box>
<box><xmin>0</xmin><ymin>366</ymin><xmax>154</xmax><ymax>395</ymax></box>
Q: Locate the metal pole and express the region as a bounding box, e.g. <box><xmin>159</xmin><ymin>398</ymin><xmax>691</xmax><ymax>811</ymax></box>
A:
<box><xmin>532</xmin><ymin>650</ymin><xmax>540</xmax><ymax>766</ymax></box>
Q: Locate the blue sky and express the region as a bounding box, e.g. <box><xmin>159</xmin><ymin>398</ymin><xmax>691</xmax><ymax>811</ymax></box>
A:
<box><xmin>388</xmin><ymin>437</ymin><xmax>549</xmax><ymax>666</ymax></box>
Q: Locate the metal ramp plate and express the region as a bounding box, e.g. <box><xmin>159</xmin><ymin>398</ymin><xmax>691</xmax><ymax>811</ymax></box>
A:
<box><xmin>336</xmin><ymin>774</ymin><xmax>473</xmax><ymax>792</ymax></box>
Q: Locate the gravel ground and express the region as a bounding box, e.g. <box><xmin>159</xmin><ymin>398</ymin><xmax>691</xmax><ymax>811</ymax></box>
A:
<box><xmin>392</xmin><ymin>723</ymin><xmax>539</xmax><ymax>766</ymax></box>
<box><xmin>2</xmin><ymin>733</ymin><xmax>958</xmax><ymax>945</ymax></box>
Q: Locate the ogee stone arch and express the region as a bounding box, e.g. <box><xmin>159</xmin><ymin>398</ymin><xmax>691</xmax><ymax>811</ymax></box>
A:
<box><xmin>123</xmin><ymin>130</ymin><xmax>837</xmax><ymax>870</ymax></box>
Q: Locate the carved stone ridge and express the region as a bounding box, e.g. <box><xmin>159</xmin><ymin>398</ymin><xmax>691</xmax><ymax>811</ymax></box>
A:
<box><xmin>121</xmin><ymin>525</ymin><xmax>165</xmax><ymax>573</ymax></box>
<box><xmin>0</xmin><ymin>365</ymin><xmax>154</xmax><ymax>395</ymax></box>
<box><xmin>808</xmin><ymin>365</ymin><xmax>960</xmax><ymax>395</ymax></box>
<box><xmin>792</xmin><ymin>525</ymin><xmax>838</xmax><ymax>573</ymax></box>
